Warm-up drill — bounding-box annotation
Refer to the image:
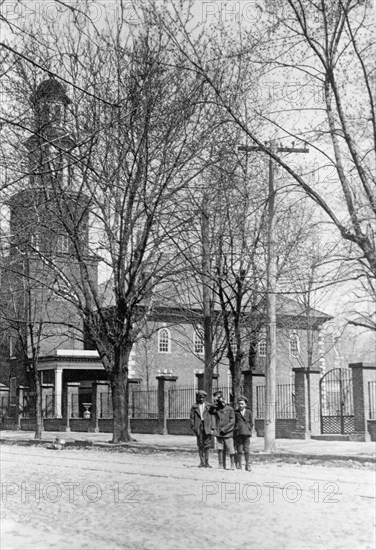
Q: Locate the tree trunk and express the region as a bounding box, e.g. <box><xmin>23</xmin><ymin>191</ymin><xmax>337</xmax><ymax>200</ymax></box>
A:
<box><xmin>232</xmin><ymin>358</ymin><xmax>243</xmax><ymax>406</ymax></box>
<box><xmin>34</xmin><ymin>361</ymin><xmax>43</xmax><ymax>440</ymax></box>
<box><xmin>111</xmin><ymin>345</ymin><xmax>132</xmax><ymax>443</ymax></box>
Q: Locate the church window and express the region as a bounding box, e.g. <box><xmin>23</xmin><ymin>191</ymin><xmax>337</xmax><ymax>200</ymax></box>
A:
<box><xmin>289</xmin><ymin>333</ymin><xmax>300</xmax><ymax>358</ymax></box>
<box><xmin>158</xmin><ymin>328</ymin><xmax>171</xmax><ymax>353</ymax></box>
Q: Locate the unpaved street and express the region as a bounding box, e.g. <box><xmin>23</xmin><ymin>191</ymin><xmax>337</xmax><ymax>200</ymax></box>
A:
<box><xmin>1</xmin><ymin>445</ymin><xmax>375</xmax><ymax>550</ymax></box>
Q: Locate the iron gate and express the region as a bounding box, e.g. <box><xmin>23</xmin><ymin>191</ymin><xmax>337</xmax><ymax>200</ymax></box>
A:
<box><xmin>320</xmin><ymin>368</ymin><xmax>354</xmax><ymax>434</ymax></box>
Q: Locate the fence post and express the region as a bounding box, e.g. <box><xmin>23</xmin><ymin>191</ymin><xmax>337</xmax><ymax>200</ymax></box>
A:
<box><xmin>156</xmin><ymin>372</ymin><xmax>178</xmax><ymax>434</ymax></box>
<box><xmin>349</xmin><ymin>362</ymin><xmax>376</xmax><ymax>442</ymax></box>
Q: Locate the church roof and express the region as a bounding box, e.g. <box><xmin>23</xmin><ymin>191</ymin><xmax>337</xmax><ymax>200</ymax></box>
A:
<box><xmin>97</xmin><ymin>278</ymin><xmax>332</xmax><ymax>328</ymax></box>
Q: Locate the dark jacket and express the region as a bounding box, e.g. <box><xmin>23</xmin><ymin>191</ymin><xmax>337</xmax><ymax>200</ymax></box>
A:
<box><xmin>190</xmin><ymin>403</ymin><xmax>214</xmax><ymax>436</ymax></box>
<box><xmin>234</xmin><ymin>407</ymin><xmax>253</xmax><ymax>437</ymax></box>
<box><xmin>213</xmin><ymin>404</ymin><xmax>235</xmax><ymax>438</ymax></box>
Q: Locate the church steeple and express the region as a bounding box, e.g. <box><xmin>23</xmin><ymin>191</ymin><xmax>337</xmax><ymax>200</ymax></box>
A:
<box><xmin>31</xmin><ymin>78</ymin><xmax>71</xmax><ymax>130</ymax></box>
<box><xmin>10</xmin><ymin>78</ymin><xmax>87</xmax><ymax>257</ymax></box>
<box><xmin>26</xmin><ymin>78</ymin><xmax>74</xmax><ymax>186</ymax></box>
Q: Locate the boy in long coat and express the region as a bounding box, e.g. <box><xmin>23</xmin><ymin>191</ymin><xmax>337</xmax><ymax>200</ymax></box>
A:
<box><xmin>234</xmin><ymin>395</ymin><xmax>253</xmax><ymax>471</ymax></box>
<box><xmin>190</xmin><ymin>390</ymin><xmax>214</xmax><ymax>468</ymax></box>
<box><xmin>212</xmin><ymin>395</ymin><xmax>236</xmax><ymax>470</ymax></box>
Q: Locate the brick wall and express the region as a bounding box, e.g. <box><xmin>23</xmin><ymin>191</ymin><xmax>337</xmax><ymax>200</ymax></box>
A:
<box><xmin>44</xmin><ymin>418</ymin><xmax>66</xmax><ymax>431</ymax></box>
<box><xmin>166</xmin><ymin>419</ymin><xmax>193</xmax><ymax>435</ymax></box>
<box><xmin>69</xmin><ymin>419</ymin><xmax>92</xmax><ymax>432</ymax></box>
<box><xmin>20</xmin><ymin>419</ymin><xmax>36</xmax><ymax>431</ymax></box>
<box><xmin>255</xmin><ymin>419</ymin><xmax>297</xmax><ymax>439</ymax></box>
<box><xmin>134</xmin><ymin>321</ymin><xmax>327</xmax><ymax>388</ymax></box>
<box><xmin>130</xmin><ymin>418</ymin><xmax>164</xmax><ymax>434</ymax></box>
<box><xmin>98</xmin><ymin>419</ymin><xmax>113</xmax><ymax>433</ymax></box>
<box><xmin>135</xmin><ymin>322</ymin><xmax>230</xmax><ymax>387</ymax></box>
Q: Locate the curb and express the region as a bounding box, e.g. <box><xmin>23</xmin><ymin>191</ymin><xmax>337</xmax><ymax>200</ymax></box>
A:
<box><xmin>1</xmin><ymin>438</ymin><xmax>375</xmax><ymax>464</ymax></box>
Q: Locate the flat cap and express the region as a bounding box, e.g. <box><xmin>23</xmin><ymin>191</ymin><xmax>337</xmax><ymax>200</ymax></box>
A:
<box><xmin>238</xmin><ymin>395</ymin><xmax>248</xmax><ymax>403</ymax></box>
<box><xmin>196</xmin><ymin>390</ymin><xmax>207</xmax><ymax>396</ymax></box>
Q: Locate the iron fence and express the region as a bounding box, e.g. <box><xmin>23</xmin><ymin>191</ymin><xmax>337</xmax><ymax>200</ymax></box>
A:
<box><xmin>132</xmin><ymin>388</ymin><xmax>159</xmax><ymax>419</ymax></box>
<box><xmin>21</xmin><ymin>393</ymin><xmax>35</xmax><ymax>418</ymax></box>
<box><xmin>369</xmin><ymin>381</ymin><xmax>376</xmax><ymax>420</ymax></box>
<box><xmin>168</xmin><ymin>386</ymin><xmax>237</xmax><ymax>419</ymax></box>
<box><xmin>42</xmin><ymin>394</ymin><xmax>54</xmax><ymax>418</ymax></box>
<box><xmin>256</xmin><ymin>384</ymin><xmax>296</xmax><ymax>419</ymax></box>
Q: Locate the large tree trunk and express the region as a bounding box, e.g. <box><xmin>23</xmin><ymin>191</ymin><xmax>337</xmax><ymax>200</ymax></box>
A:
<box><xmin>111</xmin><ymin>345</ymin><xmax>132</xmax><ymax>443</ymax></box>
<box><xmin>232</xmin><ymin>358</ymin><xmax>243</xmax><ymax>406</ymax></box>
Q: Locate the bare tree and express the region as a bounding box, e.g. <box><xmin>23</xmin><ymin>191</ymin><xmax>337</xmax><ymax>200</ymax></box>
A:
<box><xmin>148</xmin><ymin>0</ymin><xmax>375</xmax><ymax>324</ymax></box>
<box><xmin>1</xmin><ymin>5</ymin><xmax>213</xmax><ymax>442</ymax></box>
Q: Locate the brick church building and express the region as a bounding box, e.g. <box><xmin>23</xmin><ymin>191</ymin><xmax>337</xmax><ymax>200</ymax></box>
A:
<box><xmin>0</xmin><ymin>79</ymin><xmax>333</xmax><ymax>425</ymax></box>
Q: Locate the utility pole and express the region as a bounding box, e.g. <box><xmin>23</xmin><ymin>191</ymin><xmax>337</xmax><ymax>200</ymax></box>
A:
<box><xmin>239</xmin><ymin>141</ymin><xmax>308</xmax><ymax>452</ymax></box>
<box><xmin>201</xmin><ymin>192</ymin><xmax>214</xmax><ymax>399</ymax></box>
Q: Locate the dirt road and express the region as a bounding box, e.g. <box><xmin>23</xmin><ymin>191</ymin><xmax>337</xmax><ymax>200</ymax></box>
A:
<box><xmin>1</xmin><ymin>445</ymin><xmax>375</xmax><ymax>549</ymax></box>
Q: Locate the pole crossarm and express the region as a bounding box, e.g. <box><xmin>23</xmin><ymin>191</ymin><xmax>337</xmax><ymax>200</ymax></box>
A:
<box><xmin>238</xmin><ymin>145</ymin><xmax>309</xmax><ymax>154</ymax></box>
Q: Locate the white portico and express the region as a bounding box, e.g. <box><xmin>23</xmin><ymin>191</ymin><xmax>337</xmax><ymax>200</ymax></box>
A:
<box><xmin>37</xmin><ymin>349</ymin><xmax>137</xmax><ymax>418</ymax></box>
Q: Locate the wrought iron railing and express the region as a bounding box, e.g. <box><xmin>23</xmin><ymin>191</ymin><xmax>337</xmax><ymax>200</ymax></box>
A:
<box><xmin>256</xmin><ymin>384</ymin><xmax>296</xmax><ymax>419</ymax></box>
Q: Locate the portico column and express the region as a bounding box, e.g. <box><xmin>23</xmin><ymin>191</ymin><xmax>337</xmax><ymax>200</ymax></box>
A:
<box><xmin>54</xmin><ymin>368</ymin><xmax>63</xmax><ymax>418</ymax></box>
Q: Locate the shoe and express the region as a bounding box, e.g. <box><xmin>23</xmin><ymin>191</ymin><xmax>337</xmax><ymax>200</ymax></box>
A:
<box><xmin>245</xmin><ymin>465</ymin><xmax>251</xmax><ymax>471</ymax></box>
<box><xmin>205</xmin><ymin>463</ymin><xmax>212</xmax><ymax>468</ymax></box>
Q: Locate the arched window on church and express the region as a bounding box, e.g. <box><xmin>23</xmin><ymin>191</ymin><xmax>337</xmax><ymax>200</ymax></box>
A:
<box><xmin>158</xmin><ymin>328</ymin><xmax>171</xmax><ymax>353</ymax></box>
<box><xmin>289</xmin><ymin>333</ymin><xmax>300</xmax><ymax>358</ymax></box>
<box><xmin>258</xmin><ymin>339</ymin><xmax>267</xmax><ymax>357</ymax></box>
<box><xmin>57</xmin><ymin>234</ymin><xmax>69</xmax><ymax>253</ymax></box>
<box><xmin>193</xmin><ymin>328</ymin><xmax>204</xmax><ymax>355</ymax></box>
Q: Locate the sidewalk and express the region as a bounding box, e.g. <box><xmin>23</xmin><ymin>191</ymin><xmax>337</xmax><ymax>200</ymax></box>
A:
<box><xmin>1</xmin><ymin>429</ymin><xmax>375</xmax><ymax>463</ymax></box>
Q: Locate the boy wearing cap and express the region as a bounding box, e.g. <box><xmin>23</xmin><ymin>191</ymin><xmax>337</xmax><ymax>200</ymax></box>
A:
<box><xmin>234</xmin><ymin>396</ymin><xmax>253</xmax><ymax>471</ymax></box>
<box><xmin>212</xmin><ymin>395</ymin><xmax>236</xmax><ymax>470</ymax></box>
<box><xmin>190</xmin><ymin>390</ymin><xmax>214</xmax><ymax>468</ymax></box>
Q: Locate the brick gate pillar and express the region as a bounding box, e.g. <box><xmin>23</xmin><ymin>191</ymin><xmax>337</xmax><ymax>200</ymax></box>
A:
<box><xmin>41</xmin><ymin>384</ymin><xmax>54</xmax><ymax>418</ymax></box>
<box><xmin>194</xmin><ymin>370</ymin><xmax>204</xmax><ymax>391</ymax></box>
<box><xmin>156</xmin><ymin>371</ymin><xmax>178</xmax><ymax>435</ymax></box>
<box><xmin>63</xmin><ymin>382</ymin><xmax>80</xmax><ymax>431</ymax></box>
<box><xmin>90</xmin><ymin>381</ymin><xmax>111</xmax><ymax>433</ymax></box>
<box><xmin>17</xmin><ymin>385</ymin><xmax>29</xmax><ymax>429</ymax></box>
<box><xmin>242</xmin><ymin>370</ymin><xmax>258</xmax><ymax>437</ymax></box>
<box><xmin>292</xmin><ymin>368</ymin><xmax>321</xmax><ymax>439</ymax></box>
<box><xmin>195</xmin><ymin>370</ymin><xmax>219</xmax><ymax>394</ymax></box>
<box><xmin>349</xmin><ymin>362</ymin><xmax>376</xmax><ymax>442</ymax></box>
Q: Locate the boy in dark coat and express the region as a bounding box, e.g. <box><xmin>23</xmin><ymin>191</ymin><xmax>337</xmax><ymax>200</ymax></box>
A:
<box><xmin>190</xmin><ymin>390</ymin><xmax>214</xmax><ymax>468</ymax></box>
<box><xmin>212</xmin><ymin>395</ymin><xmax>236</xmax><ymax>470</ymax></box>
<box><xmin>234</xmin><ymin>396</ymin><xmax>253</xmax><ymax>471</ymax></box>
